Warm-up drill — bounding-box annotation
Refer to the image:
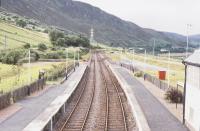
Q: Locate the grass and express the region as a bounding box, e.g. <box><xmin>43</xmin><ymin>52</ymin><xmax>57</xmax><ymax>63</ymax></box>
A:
<box><xmin>0</xmin><ymin>20</ymin><xmax>90</xmax><ymax>93</ymax></box>
<box><xmin>0</xmin><ymin>62</ymin><xmax>68</xmax><ymax>92</ymax></box>
<box><xmin>0</xmin><ymin>20</ymin><xmax>50</xmax><ymax>49</ymax></box>
<box><xmin>107</xmin><ymin>51</ymin><xmax>185</xmax><ymax>87</ymax></box>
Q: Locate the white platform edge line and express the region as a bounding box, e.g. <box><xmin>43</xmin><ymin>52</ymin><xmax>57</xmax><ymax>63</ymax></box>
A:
<box><xmin>23</xmin><ymin>65</ymin><xmax>87</xmax><ymax>131</ymax></box>
<box><xmin>106</xmin><ymin>61</ymin><xmax>151</xmax><ymax>131</ymax></box>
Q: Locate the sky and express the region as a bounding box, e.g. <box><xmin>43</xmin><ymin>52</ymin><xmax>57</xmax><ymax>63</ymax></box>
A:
<box><xmin>77</xmin><ymin>0</ymin><xmax>200</xmax><ymax>35</ymax></box>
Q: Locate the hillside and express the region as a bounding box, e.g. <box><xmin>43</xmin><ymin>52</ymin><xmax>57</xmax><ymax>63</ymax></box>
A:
<box><xmin>0</xmin><ymin>10</ymin><xmax>50</xmax><ymax>49</ymax></box>
<box><xmin>0</xmin><ymin>0</ymin><xmax>199</xmax><ymax>49</ymax></box>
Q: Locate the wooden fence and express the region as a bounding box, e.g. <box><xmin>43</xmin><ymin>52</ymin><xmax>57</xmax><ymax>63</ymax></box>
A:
<box><xmin>120</xmin><ymin>63</ymin><xmax>173</xmax><ymax>91</ymax></box>
<box><xmin>0</xmin><ymin>63</ymin><xmax>79</xmax><ymax>110</ymax></box>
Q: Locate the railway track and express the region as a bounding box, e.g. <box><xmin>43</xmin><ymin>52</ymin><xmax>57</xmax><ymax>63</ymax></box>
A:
<box><xmin>98</xmin><ymin>54</ymin><xmax>128</xmax><ymax>131</ymax></box>
<box><xmin>56</xmin><ymin>52</ymin><xmax>136</xmax><ymax>131</ymax></box>
<box><xmin>59</xmin><ymin>54</ymin><xmax>96</xmax><ymax>131</ymax></box>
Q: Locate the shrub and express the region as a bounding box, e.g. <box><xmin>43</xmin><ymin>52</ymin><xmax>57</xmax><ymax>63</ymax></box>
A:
<box><xmin>23</xmin><ymin>43</ymin><xmax>31</xmax><ymax>49</ymax></box>
<box><xmin>165</xmin><ymin>88</ymin><xmax>183</xmax><ymax>103</ymax></box>
<box><xmin>46</xmin><ymin>63</ymin><xmax>66</xmax><ymax>81</ymax></box>
<box><xmin>16</xmin><ymin>19</ymin><xmax>27</xmax><ymax>28</ymax></box>
<box><xmin>134</xmin><ymin>71</ymin><xmax>143</xmax><ymax>77</ymax></box>
<box><xmin>2</xmin><ymin>50</ymin><xmax>23</xmax><ymax>65</ymax></box>
<box><xmin>38</xmin><ymin>43</ymin><xmax>47</xmax><ymax>51</ymax></box>
<box><xmin>45</xmin><ymin>52</ymin><xmax>60</xmax><ymax>59</ymax></box>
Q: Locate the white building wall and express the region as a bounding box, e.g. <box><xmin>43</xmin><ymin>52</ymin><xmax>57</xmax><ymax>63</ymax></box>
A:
<box><xmin>185</xmin><ymin>65</ymin><xmax>200</xmax><ymax>131</ymax></box>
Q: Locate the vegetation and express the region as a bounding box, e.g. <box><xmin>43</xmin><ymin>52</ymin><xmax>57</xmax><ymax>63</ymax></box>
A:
<box><xmin>0</xmin><ymin>62</ymin><xmax>67</xmax><ymax>92</ymax></box>
<box><xmin>0</xmin><ymin>12</ymin><xmax>91</xmax><ymax>93</ymax></box>
<box><xmin>165</xmin><ymin>88</ymin><xmax>183</xmax><ymax>103</ymax></box>
<box><xmin>0</xmin><ymin>21</ymin><xmax>50</xmax><ymax>49</ymax></box>
<box><xmin>134</xmin><ymin>71</ymin><xmax>143</xmax><ymax>77</ymax></box>
<box><xmin>49</xmin><ymin>30</ymin><xmax>90</xmax><ymax>48</ymax></box>
<box><xmin>38</xmin><ymin>43</ymin><xmax>47</xmax><ymax>51</ymax></box>
<box><xmin>107</xmin><ymin>50</ymin><xmax>184</xmax><ymax>87</ymax></box>
<box><xmin>16</xmin><ymin>19</ymin><xmax>27</xmax><ymax>28</ymax></box>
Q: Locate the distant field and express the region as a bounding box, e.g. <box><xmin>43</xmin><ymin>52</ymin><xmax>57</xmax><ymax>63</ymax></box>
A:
<box><xmin>107</xmin><ymin>51</ymin><xmax>185</xmax><ymax>87</ymax></box>
<box><xmin>0</xmin><ymin>62</ymin><xmax>67</xmax><ymax>92</ymax></box>
<box><xmin>0</xmin><ymin>21</ymin><xmax>50</xmax><ymax>49</ymax></box>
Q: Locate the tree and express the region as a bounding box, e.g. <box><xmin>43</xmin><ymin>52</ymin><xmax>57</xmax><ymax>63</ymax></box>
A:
<box><xmin>57</xmin><ymin>38</ymin><xmax>65</xmax><ymax>46</ymax></box>
<box><xmin>49</xmin><ymin>30</ymin><xmax>65</xmax><ymax>46</ymax></box>
<box><xmin>16</xmin><ymin>19</ymin><xmax>27</xmax><ymax>28</ymax></box>
<box><xmin>38</xmin><ymin>43</ymin><xmax>47</xmax><ymax>51</ymax></box>
<box><xmin>2</xmin><ymin>50</ymin><xmax>23</xmax><ymax>65</ymax></box>
<box><xmin>23</xmin><ymin>43</ymin><xmax>31</xmax><ymax>49</ymax></box>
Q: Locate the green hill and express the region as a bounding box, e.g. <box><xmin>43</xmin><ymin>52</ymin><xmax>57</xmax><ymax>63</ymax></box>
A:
<box><xmin>0</xmin><ymin>20</ymin><xmax>50</xmax><ymax>50</ymax></box>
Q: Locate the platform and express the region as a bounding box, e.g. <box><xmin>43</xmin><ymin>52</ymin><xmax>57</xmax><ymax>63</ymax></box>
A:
<box><xmin>0</xmin><ymin>64</ymin><xmax>87</xmax><ymax>131</ymax></box>
<box><xmin>109</xmin><ymin>64</ymin><xmax>189</xmax><ymax>131</ymax></box>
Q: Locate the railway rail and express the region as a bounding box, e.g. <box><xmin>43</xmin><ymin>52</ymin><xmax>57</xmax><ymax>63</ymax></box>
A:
<box><xmin>58</xmin><ymin>54</ymin><xmax>96</xmax><ymax>131</ymax></box>
<box><xmin>56</xmin><ymin>52</ymin><xmax>136</xmax><ymax>131</ymax></box>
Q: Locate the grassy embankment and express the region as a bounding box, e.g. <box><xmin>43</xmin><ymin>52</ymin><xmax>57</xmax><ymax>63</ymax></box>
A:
<box><xmin>0</xmin><ymin>21</ymin><xmax>50</xmax><ymax>49</ymax></box>
<box><xmin>0</xmin><ymin>21</ymin><xmax>90</xmax><ymax>92</ymax></box>
<box><xmin>107</xmin><ymin>51</ymin><xmax>185</xmax><ymax>88</ymax></box>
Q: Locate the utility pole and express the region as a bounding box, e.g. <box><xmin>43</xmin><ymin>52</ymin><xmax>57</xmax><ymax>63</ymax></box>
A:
<box><xmin>74</xmin><ymin>49</ymin><xmax>76</xmax><ymax>67</ymax></box>
<box><xmin>66</xmin><ymin>48</ymin><xmax>68</xmax><ymax>69</ymax></box>
<box><xmin>186</xmin><ymin>24</ymin><xmax>192</xmax><ymax>58</ymax></box>
<box><xmin>144</xmin><ymin>49</ymin><xmax>147</xmax><ymax>72</ymax></box>
<box><xmin>167</xmin><ymin>50</ymin><xmax>170</xmax><ymax>89</ymax></box>
<box><xmin>4</xmin><ymin>35</ymin><xmax>7</xmax><ymax>49</ymax></box>
<box><xmin>153</xmin><ymin>39</ymin><xmax>155</xmax><ymax>56</ymax></box>
<box><xmin>90</xmin><ymin>27</ymin><xmax>94</xmax><ymax>45</ymax></box>
<box><xmin>28</xmin><ymin>49</ymin><xmax>31</xmax><ymax>84</ymax></box>
<box><xmin>77</xmin><ymin>47</ymin><xmax>80</xmax><ymax>66</ymax></box>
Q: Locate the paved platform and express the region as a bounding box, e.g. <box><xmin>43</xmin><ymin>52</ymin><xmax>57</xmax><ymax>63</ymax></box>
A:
<box><xmin>111</xmin><ymin>65</ymin><xmax>189</xmax><ymax>131</ymax></box>
<box><xmin>0</xmin><ymin>64</ymin><xmax>87</xmax><ymax>131</ymax></box>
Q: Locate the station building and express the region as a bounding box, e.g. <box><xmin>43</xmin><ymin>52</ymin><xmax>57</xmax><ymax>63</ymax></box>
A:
<box><xmin>183</xmin><ymin>49</ymin><xmax>200</xmax><ymax>131</ymax></box>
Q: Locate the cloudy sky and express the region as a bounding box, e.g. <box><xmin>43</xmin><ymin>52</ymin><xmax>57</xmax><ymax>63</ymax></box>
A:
<box><xmin>77</xmin><ymin>0</ymin><xmax>200</xmax><ymax>35</ymax></box>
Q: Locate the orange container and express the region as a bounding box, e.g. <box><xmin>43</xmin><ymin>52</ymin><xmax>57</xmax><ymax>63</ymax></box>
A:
<box><xmin>158</xmin><ymin>71</ymin><xmax>166</xmax><ymax>80</ymax></box>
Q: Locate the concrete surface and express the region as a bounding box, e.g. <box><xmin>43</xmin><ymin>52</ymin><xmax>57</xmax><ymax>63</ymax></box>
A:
<box><xmin>0</xmin><ymin>64</ymin><xmax>87</xmax><ymax>131</ymax></box>
<box><xmin>111</xmin><ymin>64</ymin><xmax>189</xmax><ymax>131</ymax></box>
<box><xmin>107</xmin><ymin>62</ymin><xmax>150</xmax><ymax>131</ymax></box>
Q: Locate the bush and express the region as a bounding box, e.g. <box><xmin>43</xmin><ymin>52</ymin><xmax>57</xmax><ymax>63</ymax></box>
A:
<box><xmin>23</xmin><ymin>43</ymin><xmax>31</xmax><ymax>49</ymax></box>
<box><xmin>16</xmin><ymin>19</ymin><xmax>27</xmax><ymax>28</ymax></box>
<box><xmin>45</xmin><ymin>52</ymin><xmax>60</xmax><ymax>59</ymax></box>
<box><xmin>46</xmin><ymin>63</ymin><xmax>66</xmax><ymax>81</ymax></box>
<box><xmin>1</xmin><ymin>50</ymin><xmax>24</xmax><ymax>65</ymax></box>
<box><xmin>38</xmin><ymin>43</ymin><xmax>47</xmax><ymax>51</ymax></box>
<box><xmin>134</xmin><ymin>71</ymin><xmax>143</xmax><ymax>77</ymax></box>
<box><xmin>165</xmin><ymin>88</ymin><xmax>183</xmax><ymax>103</ymax></box>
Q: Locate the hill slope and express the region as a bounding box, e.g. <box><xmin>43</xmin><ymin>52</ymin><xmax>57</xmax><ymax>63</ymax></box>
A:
<box><xmin>0</xmin><ymin>0</ymin><xmax>197</xmax><ymax>48</ymax></box>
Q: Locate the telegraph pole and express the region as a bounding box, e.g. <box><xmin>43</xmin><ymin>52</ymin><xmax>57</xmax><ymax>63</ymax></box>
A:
<box><xmin>167</xmin><ymin>50</ymin><xmax>171</xmax><ymax>89</ymax></box>
<box><xmin>66</xmin><ymin>48</ymin><xmax>68</xmax><ymax>69</ymax></box>
<box><xmin>90</xmin><ymin>27</ymin><xmax>94</xmax><ymax>45</ymax></box>
<box><xmin>4</xmin><ymin>35</ymin><xmax>7</xmax><ymax>49</ymax></box>
<box><xmin>186</xmin><ymin>24</ymin><xmax>191</xmax><ymax>58</ymax></box>
<box><xmin>28</xmin><ymin>49</ymin><xmax>31</xmax><ymax>84</ymax></box>
<box><xmin>77</xmin><ymin>47</ymin><xmax>80</xmax><ymax>66</ymax></box>
<box><xmin>153</xmin><ymin>39</ymin><xmax>155</xmax><ymax>56</ymax></box>
<box><xmin>74</xmin><ymin>49</ymin><xmax>76</xmax><ymax>68</ymax></box>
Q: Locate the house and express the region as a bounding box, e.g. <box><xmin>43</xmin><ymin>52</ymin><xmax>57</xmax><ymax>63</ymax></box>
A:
<box><xmin>183</xmin><ymin>49</ymin><xmax>200</xmax><ymax>131</ymax></box>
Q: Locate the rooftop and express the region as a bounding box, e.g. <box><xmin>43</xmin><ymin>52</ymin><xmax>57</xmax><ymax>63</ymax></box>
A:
<box><xmin>183</xmin><ymin>49</ymin><xmax>200</xmax><ymax>67</ymax></box>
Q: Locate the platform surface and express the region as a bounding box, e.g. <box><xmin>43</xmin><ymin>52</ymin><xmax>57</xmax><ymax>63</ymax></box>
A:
<box><xmin>111</xmin><ymin>65</ymin><xmax>189</xmax><ymax>131</ymax></box>
<box><xmin>0</xmin><ymin>64</ymin><xmax>87</xmax><ymax>131</ymax></box>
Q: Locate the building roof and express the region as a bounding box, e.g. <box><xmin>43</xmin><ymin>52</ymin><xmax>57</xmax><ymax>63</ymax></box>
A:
<box><xmin>183</xmin><ymin>49</ymin><xmax>200</xmax><ymax>67</ymax></box>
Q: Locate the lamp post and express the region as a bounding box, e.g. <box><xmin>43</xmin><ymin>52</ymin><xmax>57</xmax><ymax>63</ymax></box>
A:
<box><xmin>77</xmin><ymin>47</ymin><xmax>80</xmax><ymax>66</ymax></box>
<box><xmin>186</xmin><ymin>24</ymin><xmax>192</xmax><ymax>58</ymax></box>
<box><xmin>167</xmin><ymin>50</ymin><xmax>171</xmax><ymax>89</ymax></box>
